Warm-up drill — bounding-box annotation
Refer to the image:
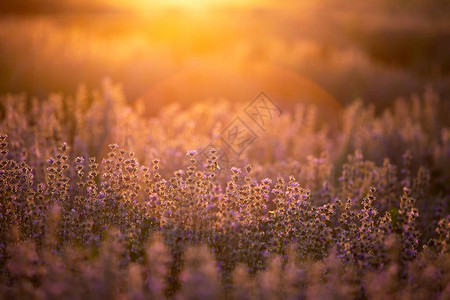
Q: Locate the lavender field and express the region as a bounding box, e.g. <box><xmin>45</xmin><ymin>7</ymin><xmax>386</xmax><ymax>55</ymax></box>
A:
<box><xmin>1</xmin><ymin>0</ymin><xmax>450</xmax><ymax>299</ymax></box>
<box><xmin>0</xmin><ymin>83</ymin><xmax>449</xmax><ymax>299</ymax></box>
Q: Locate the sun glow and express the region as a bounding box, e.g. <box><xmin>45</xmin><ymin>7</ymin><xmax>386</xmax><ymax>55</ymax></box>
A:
<box><xmin>117</xmin><ymin>0</ymin><xmax>268</xmax><ymax>13</ymax></box>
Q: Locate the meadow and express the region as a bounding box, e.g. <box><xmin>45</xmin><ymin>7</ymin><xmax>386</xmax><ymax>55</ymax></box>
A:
<box><xmin>1</xmin><ymin>0</ymin><xmax>450</xmax><ymax>299</ymax></box>
<box><xmin>0</xmin><ymin>82</ymin><xmax>449</xmax><ymax>299</ymax></box>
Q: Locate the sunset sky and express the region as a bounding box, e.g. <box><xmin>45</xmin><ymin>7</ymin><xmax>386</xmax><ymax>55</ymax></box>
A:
<box><xmin>0</xmin><ymin>0</ymin><xmax>282</xmax><ymax>13</ymax></box>
<box><xmin>0</xmin><ymin>0</ymin><xmax>449</xmax><ymax>109</ymax></box>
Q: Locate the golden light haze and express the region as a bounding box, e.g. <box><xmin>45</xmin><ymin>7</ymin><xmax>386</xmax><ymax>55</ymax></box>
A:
<box><xmin>0</xmin><ymin>0</ymin><xmax>449</xmax><ymax>110</ymax></box>
<box><xmin>114</xmin><ymin>0</ymin><xmax>274</xmax><ymax>12</ymax></box>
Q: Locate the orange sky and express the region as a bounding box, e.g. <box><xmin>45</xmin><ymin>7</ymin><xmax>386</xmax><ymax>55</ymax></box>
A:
<box><xmin>0</xmin><ymin>0</ymin><xmax>302</xmax><ymax>15</ymax></box>
<box><xmin>1</xmin><ymin>0</ymin><xmax>449</xmax><ymax>108</ymax></box>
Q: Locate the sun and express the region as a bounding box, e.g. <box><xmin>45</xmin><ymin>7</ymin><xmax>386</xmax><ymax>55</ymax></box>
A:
<box><xmin>152</xmin><ymin>0</ymin><xmax>224</xmax><ymax>10</ymax></box>
<box><xmin>116</xmin><ymin>0</ymin><xmax>268</xmax><ymax>13</ymax></box>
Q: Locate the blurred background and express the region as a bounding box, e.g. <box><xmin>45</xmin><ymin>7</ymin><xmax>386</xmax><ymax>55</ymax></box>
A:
<box><xmin>0</xmin><ymin>0</ymin><xmax>449</xmax><ymax>111</ymax></box>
